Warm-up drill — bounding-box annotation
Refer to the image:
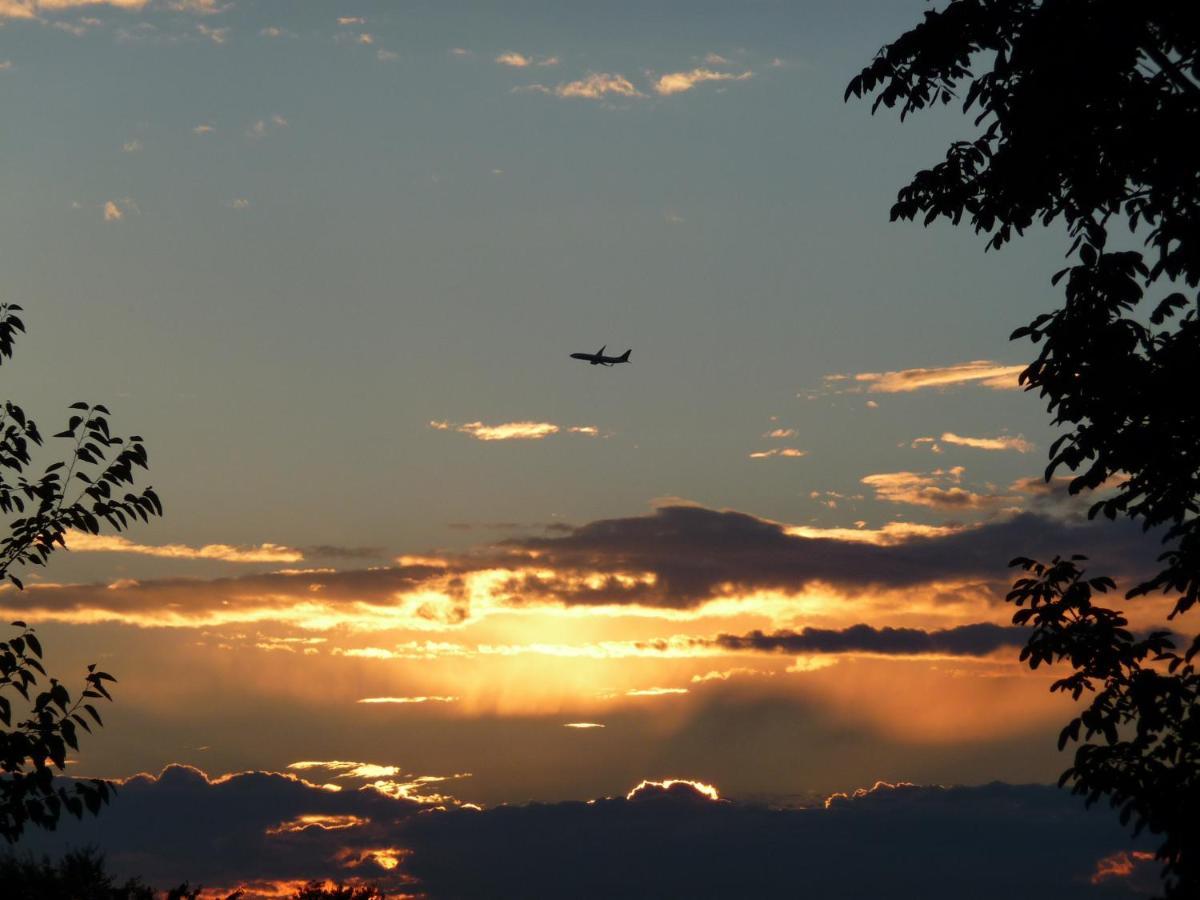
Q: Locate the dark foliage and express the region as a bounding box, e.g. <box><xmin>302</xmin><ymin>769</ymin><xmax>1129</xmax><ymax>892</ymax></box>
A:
<box><xmin>848</xmin><ymin>3</ymin><xmax>1199</xmax><ymax>896</ymax></box>
<box><xmin>0</xmin><ymin>847</ymin><xmax>249</xmax><ymax>899</ymax></box>
<box><xmin>293</xmin><ymin>882</ymin><xmax>387</xmax><ymax>900</ymax></box>
<box><xmin>1</xmin><ymin>302</ymin><xmax>162</xmax><ymax>842</ymax></box>
<box><xmin>1008</xmin><ymin>556</ymin><xmax>1197</xmax><ymax>893</ymax></box>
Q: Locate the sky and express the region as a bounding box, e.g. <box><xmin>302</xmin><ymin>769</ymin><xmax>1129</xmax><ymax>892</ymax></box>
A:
<box><xmin>0</xmin><ymin>1</ymin><xmax>1171</xmax><ymax>896</ymax></box>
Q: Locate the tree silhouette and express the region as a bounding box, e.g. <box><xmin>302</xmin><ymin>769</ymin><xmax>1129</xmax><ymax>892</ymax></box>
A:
<box><xmin>847</xmin><ymin>4</ymin><xmax>1198</xmax><ymax>896</ymax></box>
<box><xmin>1</xmin><ymin>302</ymin><xmax>163</xmax><ymax>842</ymax></box>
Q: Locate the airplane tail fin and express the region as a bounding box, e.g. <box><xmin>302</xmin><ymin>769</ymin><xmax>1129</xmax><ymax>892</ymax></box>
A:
<box><xmin>619</xmin><ymin>349</ymin><xmax>631</xmax><ymax>362</ymax></box>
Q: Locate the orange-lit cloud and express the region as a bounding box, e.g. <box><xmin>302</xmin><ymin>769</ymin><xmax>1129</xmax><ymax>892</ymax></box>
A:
<box><xmin>563</xmin><ymin>722</ymin><xmax>604</xmax><ymax>729</ymax></box>
<box><xmin>748</xmin><ymin>447</ymin><xmax>807</xmax><ymax>459</ymax></box>
<box><xmin>496</xmin><ymin>51</ymin><xmax>532</xmax><ymax>67</ymax></box>
<box><xmin>626</xmin><ymin>778</ymin><xmax>720</xmax><ymax>800</ymax></box>
<box><xmin>653</xmin><ymin>67</ymin><xmax>751</xmax><ymax>95</ymax></box>
<box><xmin>1089</xmin><ymin>850</ymin><xmax>1157</xmax><ymax>885</ymax></box>
<box><xmin>825</xmin><ymin>360</ymin><xmax>1025</xmax><ymax>393</ymax></box>
<box><xmin>913</xmin><ymin>432</ymin><xmax>1033</xmax><ymax>454</ymax></box>
<box><xmin>1</xmin><ymin>505</ymin><xmax>1154</xmax><ymax>632</ymax></box>
<box><xmin>66</xmin><ymin>531</ymin><xmax>304</xmax><ymax>563</ymax></box>
<box><xmin>265</xmin><ymin>814</ymin><xmax>369</xmax><ymax>835</ymax></box>
<box><xmin>551</xmin><ymin>73</ymin><xmax>643</xmax><ymax>100</ymax></box>
<box><xmin>1</xmin><ymin>0</ymin><xmax>146</xmax><ymax>17</ymax></box>
<box><xmin>356</xmin><ymin>696</ymin><xmax>458</xmax><ymax>704</ymax></box>
<box><xmin>861</xmin><ymin>467</ymin><xmax>1011</xmax><ymax>510</ymax></box>
<box><xmin>763</xmin><ymin>427</ymin><xmax>797</xmax><ymax>438</ymax></box>
<box><xmin>431</xmin><ymin>419</ymin><xmax>583</xmax><ymax>441</ymax></box>
<box><xmin>624</xmin><ymin>686</ymin><xmax>688</xmax><ymax>697</ymax></box>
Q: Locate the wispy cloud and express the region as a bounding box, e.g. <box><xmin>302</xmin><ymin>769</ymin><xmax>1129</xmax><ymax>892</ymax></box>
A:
<box><xmin>824</xmin><ymin>360</ymin><xmax>1025</xmax><ymax>394</ymax></box>
<box><xmin>66</xmin><ymin>532</ymin><xmax>304</xmax><ymax>563</ymax></box>
<box><xmin>563</xmin><ymin>722</ymin><xmax>605</xmax><ymax>729</ymax></box>
<box><xmin>103</xmin><ymin>200</ymin><xmax>124</xmax><ymax>222</ymax></box>
<box><xmin>195</xmin><ymin>22</ymin><xmax>228</xmax><ymax>44</ymax></box>
<box><xmin>356</xmin><ymin>696</ymin><xmax>459</xmax><ymax>705</ymax></box>
<box><xmin>247</xmin><ymin>114</ymin><xmax>287</xmax><ymax>139</ymax></box>
<box><xmin>913</xmin><ymin>432</ymin><xmax>1033</xmax><ymax>454</ymax></box>
<box><xmin>430</xmin><ymin>420</ymin><xmax>599</xmax><ymax>442</ymax></box>
<box><xmin>748</xmin><ymin>448</ymin><xmax>806</xmax><ymax>459</ymax></box>
<box><xmin>653</xmin><ymin>67</ymin><xmax>752</xmax><ymax>96</ymax></box>
<box><xmin>337</xmin><ymin>16</ymin><xmax>365</xmax><ymax>26</ymax></box>
<box><xmin>193</xmin><ymin>123</ymin><xmax>215</xmax><ymax>134</ymax></box>
<box><xmin>122</xmin><ymin>138</ymin><xmax>143</xmax><ymax>153</ymax></box>
<box><xmin>1</xmin><ymin>0</ymin><xmax>146</xmax><ymax>19</ymax></box>
<box><xmin>496</xmin><ymin>51</ymin><xmax>558</xmax><ymax>68</ymax></box>
<box><xmin>624</xmin><ymin>686</ymin><xmax>688</xmax><ymax>697</ymax></box>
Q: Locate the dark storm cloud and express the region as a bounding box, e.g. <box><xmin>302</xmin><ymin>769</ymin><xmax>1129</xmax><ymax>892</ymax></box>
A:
<box><xmin>711</xmin><ymin>622</ymin><xmax>1028</xmax><ymax>656</ymax></box>
<box><xmin>16</xmin><ymin>770</ymin><xmax>1155</xmax><ymax>899</ymax></box>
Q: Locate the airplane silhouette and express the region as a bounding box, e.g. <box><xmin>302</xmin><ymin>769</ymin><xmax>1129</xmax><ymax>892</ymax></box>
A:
<box><xmin>570</xmin><ymin>345</ymin><xmax>632</xmax><ymax>366</ymax></box>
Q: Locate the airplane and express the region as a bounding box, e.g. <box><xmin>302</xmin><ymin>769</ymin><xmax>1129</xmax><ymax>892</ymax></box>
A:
<box><xmin>570</xmin><ymin>345</ymin><xmax>632</xmax><ymax>366</ymax></box>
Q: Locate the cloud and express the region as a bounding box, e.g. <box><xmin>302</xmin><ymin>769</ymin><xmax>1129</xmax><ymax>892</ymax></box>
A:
<box><xmin>122</xmin><ymin>138</ymin><xmax>142</xmax><ymax>153</ymax></box>
<box><xmin>703</xmin><ymin>52</ymin><xmax>730</xmax><ymax>65</ymax></box>
<box><xmin>748</xmin><ymin>448</ymin><xmax>806</xmax><ymax>459</ymax></box>
<box><xmin>552</xmin><ymin>73</ymin><xmax>643</xmax><ymax>100</ymax></box>
<box><xmin>193</xmin><ymin>123</ymin><xmax>214</xmax><ymax>134</ymax></box>
<box><xmin>376</xmin><ymin>49</ymin><xmax>398</xmax><ymax>62</ymax></box>
<box><xmin>763</xmin><ymin>427</ymin><xmax>797</xmax><ymax>439</ymax></box>
<box><xmin>1</xmin><ymin>0</ymin><xmax>146</xmax><ymax>18</ymax></box>
<box><xmin>563</xmin><ymin>722</ymin><xmax>604</xmax><ymax>729</ymax></box>
<box><xmin>168</xmin><ymin>0</ymin><xmax>228</xmax><ymax>12</ymax></box>
<box><xmin>430</xmin><ymin>420</ymin><xmax>599</xmax><ymax>442</ymax></box>
<box><xmin>14</xmin><ymin>764</ymin><xmax>422</xmax><ymax>892</ymax></box>
<box><xmin>825</xmin><ymin>360</ymin><xmax>1026</xmax><ymax>394</ymax></box>
<box><xmin>195</xmin><ymin>22</ymin><xmax>227</xmax><ymax>44</ymax></box>
<box><xmin>1</xmin><ymin>505</ymin><xmax>1159</xmax><ymax>630</ymax></box>
<box><xmin>103</xmin><ymin>200</ymin><xmax>123</xmax><ymax>222</ymax></box>
<box><xmin>247</xmin><ymin>114</ymin><xmax>287</xmax><ymax>139</ymax></box>
<box><xmin>496</xmin><ymin>51</ymin><xmax>532</xmax><ymax>67</ymax></box>
<box><xmin>624</xmin><ymin>686</ymin><xmax>688</xmax><ymax>697</ymax></box>
<box><xmin>65</xmin><ymin>532</ymin><xmax>304</xmax><ymax>563</ymax></box>
<box><xmin>861</xmin><ymin>467</ymin><xmax>1012</xmax><ymax>510</ymax></box>
<box><xmin>0</xmin><ymin>60</ymin><xmax>11</xmax><ymax>70</ymax></box>
<box><xmin>653</xmin><ymin>67</ymin><xmax>752</xmax><ymax>96</ymax></box>
<box><xmin>914</xmin><ymin>433</ymin><xmax>1034</xmax><ymax>454</ymax></box>
<box><xmin>17</xmin><ymin>767</ymin><xmax>1154</xmax><ymax>899</ymax></box>
<box><xmin>337</xmin><ymin>16</ymin><xmax>365</xmax><ymax>25</ymax></box>
<box><xmin>711</xmin><ymin>623</ymin><xmax>1027</xmax><ymax>658</ymax></box>
<box><xmin>356</xmin><ymin>696</ymin><xmax>458</xmax><ymax>704</ymax></box>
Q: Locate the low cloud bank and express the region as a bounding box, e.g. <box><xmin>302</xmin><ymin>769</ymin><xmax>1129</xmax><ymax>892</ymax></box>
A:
<box><xmin>15</xmin><ymin>768</ymin><xmax>1156</xmax><ymax>898</ymax></box>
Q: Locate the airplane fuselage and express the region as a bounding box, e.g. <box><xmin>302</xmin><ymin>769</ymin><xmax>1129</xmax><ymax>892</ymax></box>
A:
<box><xmin>570</xmin><ymin>346</ymin><xmax>632</xmax><ymax>366</ymax></box>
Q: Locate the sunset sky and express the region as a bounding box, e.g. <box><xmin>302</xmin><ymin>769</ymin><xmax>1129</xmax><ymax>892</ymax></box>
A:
<box><xmin>1</xmin><ymin>1</ymin><xmax>1168</xmax><ymax>896</ymax></box>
